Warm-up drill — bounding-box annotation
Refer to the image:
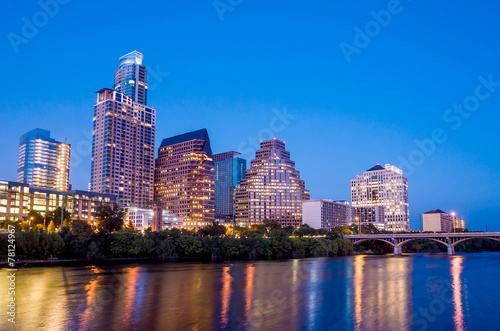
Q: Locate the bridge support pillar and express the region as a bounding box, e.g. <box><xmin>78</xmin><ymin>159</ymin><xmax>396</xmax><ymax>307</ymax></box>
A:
<box><xmin>447</xmin><ymin>245</ymin><xmax>455</xmax><ymax>255</ymax></box>
<box><xmin>394</xmin><ymin>245</ymin><xmax>402</xmax><ymax>255</ymax></box>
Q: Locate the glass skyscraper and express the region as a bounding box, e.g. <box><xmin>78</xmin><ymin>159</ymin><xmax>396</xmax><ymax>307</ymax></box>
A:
<box><xmin>154</xmin><ymin>129</ymin><xmax>215</xmax><ymax>229</ymax></box>
<box><xmin>17</xmin><ymin>128</ymin><xmax>71</xmax><ymax>191</ymax></box>
<box><xmin>90</xmin><ymin>51</ymin><xmax>155</xmax><ymax>207</ymax></box>
<box><xmin>113</xmin><ymin>50</ymin><xmax>148</xmax><ymax>105</ymax></box>
<box><xmin>235</xmin><ymin>139</ymin><xmax>310</xmax><ymax>228</ymax></box>
<box><xmin>214</xmin><ymin>151</ymin><xmax>246</xmax><ymax>219</ymax></box>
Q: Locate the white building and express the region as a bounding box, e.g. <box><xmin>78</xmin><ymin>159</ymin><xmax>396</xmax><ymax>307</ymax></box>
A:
<box><xmin>423</xmin><ymin>209</ymin><xmax>454</xmax><ymax>232</ymax></box>
<box><xmin>302</xmin><ymin>199</ymin><xmax>352</xmax><ymax>231</ymax></box>
<box><xmin>126</xmin><ymin>206</ymin><xmax>183</xmax><ymax>231</ymax></box>
<box><xmin>351</xmin><ymin>164</ymin><xmax>409</xmax><ymax>232</ymax></box>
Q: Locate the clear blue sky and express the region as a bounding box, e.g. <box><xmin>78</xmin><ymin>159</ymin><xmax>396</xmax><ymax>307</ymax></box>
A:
<box><xmin>1</xmin><ymin>0</ymin><xmax>499</xmax><ymax>230</ymax></box>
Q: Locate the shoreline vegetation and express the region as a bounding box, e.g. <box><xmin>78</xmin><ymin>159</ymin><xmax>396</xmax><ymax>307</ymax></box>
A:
<box><xmin>2</xmin><ymin>206</ymin><xmax>499</xmax><ymax>267</ymax></box>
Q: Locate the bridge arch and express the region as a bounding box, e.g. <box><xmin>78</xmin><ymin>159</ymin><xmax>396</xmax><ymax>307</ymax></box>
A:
<box><xmin>396</xmin><ymin>238</ymin><xmax>449</xmax><ymax>250</ymax></box>
<box><xmin>352</xmin><ymin>238</ymin><xmax>395</xmax><ymax>247</ymax></box>
<box><xmin>451</xmin><ymin>237</ymin><xmax>500</xmax><ymax>248</ymax></box>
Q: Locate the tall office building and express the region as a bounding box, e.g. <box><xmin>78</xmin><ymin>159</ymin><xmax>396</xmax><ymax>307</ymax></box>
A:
<box><xmin>90</xmin><ymin>51</ymin><xmax>155</xmax><ymax>207</ymax></box>
<box><xmin>154</xmin><ymin>129</ymin><xmax>215</xmax><ymax>229</ymax></box>
<box><xmin>214</xmin><ymin>151</ymin><xmax>246</xmax><ymax>220</ymax></box>
<box><xmin>235</xmin><ymin>139</ymin><xmax>310</xmax><ymax>228</ymax></box>
<box><xmin>351</xmin><ymin>164</ymin><xmax>409</xmax><ymax>231</ymax></box>
<box><xmin>17</xmin><ymin>128</ymin><xmax>71</xmax><ymax>191</ymax></box>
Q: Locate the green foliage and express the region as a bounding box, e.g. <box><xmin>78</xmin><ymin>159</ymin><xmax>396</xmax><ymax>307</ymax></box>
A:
<box><xmin>27</xmin><ymin>210</ymin><xmax>45</xmax><ymax>227</ymax></box>
<box><xmin>197</xmin><ymin>222</ymin><xmax>228</xmax><ymax>237</ymax></box>
<box><xmin>95</xmin><ymin>204</ymin><xmax>125</xmax><ymax>232</ymax></box>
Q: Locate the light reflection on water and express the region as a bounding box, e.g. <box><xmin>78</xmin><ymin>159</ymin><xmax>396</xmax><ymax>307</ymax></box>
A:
<box><xmin>2</xmin><ymin>253</ymin><xmax>498</xmax><ymax>330</ymax></box>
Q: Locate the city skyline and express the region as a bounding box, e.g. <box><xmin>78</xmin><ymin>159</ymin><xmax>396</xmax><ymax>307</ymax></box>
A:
<box><xmin>1</xmin><ymin>1</ymin><xmax>500</xmax><ymax>230</ymax></box>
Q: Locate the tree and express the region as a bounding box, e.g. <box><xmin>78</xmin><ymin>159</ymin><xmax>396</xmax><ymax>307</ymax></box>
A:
<box><xmin>46</xmin><ymin>207</ymin><xmax>72</xmax><ymax>226</ymax></box>
<box><xmin>293</xmin><ymin>224</ymin><xmax>316</xmax><ymax>237</ymax></box>
<box><xmin>124</xmin><ymin>221</ymin><xmax>136</xmax><ymax>231</ymax></box>
<box><xmin>197</xmin><ymin>222</ymin><xmax>227</xmax><ymax>237</ymax></box>
<box><xmin>27</xmin><ymin>210</ymin><xmax>45</xmax><ymax>227</ymax></box>
<box><xmin>95</xmin><ymin>204</ymin><xmax>125</xmax><ymax>232</ymax></box>
<box><xmin>47</xmin><ymin>221</ymin><xmax>56</xmax><ymax>232</ymax></box>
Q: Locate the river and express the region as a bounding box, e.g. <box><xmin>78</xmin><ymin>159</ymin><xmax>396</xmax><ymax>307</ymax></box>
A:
<box><xmin>2</xmin><ymin>252</ymin><xmax>499</xmax><ymax>330</ymax></box>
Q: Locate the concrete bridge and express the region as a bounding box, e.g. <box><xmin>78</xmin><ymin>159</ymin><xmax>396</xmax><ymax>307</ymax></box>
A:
<box><xmin>344</xmin><ymin>232</ymin><xmax>500</xmax><ymax>255</ymax></box>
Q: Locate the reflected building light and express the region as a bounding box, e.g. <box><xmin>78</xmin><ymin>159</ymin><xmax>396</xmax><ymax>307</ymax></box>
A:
<box><xmin>221</xmin><ymin>266</ymin><xmax>232</xmax><ymax>328</ymax></box>
<box><xmin>451</xmin><ymin>257</ymin><xmax>465</xmax><ymax>331</ymax></box>
<box><xmin>245</xmin><ymin>264</ymin><xmax>255</xmax><ymax>324</ymax></box>
<box><xmin>353</xmin><ymin>255</ymin><xmax>365</xmax><ymax>331</ymax></box>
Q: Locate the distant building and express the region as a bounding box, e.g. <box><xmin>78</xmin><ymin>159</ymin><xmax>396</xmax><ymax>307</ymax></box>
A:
<box><xmin>126</xmin><ymin>206</ymin><xmax>183</xmax><ymax>231</ymax></box>
<box><xmin>302</xmin><ymin>199</ymin><xmax>352</xmax><ymax>230</ymax></box>
<box><xmin>235</xmin><ymin>139</ymin><xmax>310</xmax><ymax>228</ymax></box>
<box><xmin>214</xmin><ymin>151</ymin><xmax>246</xmax><ymax>220</ymax></box>
<box><xmin>454</xmin><ymin>216</ymin><xmax>466</xmax><ymax>230</ymax></box>
<box><xmin>90</xmin><ymin>51</ymin><xmax>155</xmax><ymax>208</ymax></box>
<box><xmin>154</xmin><ymin>129</ymin><xmax>215</xmax><ymax>229</ymax></box>
<box><xmin>423</xmin><ymin>209</ymin><xmax>454</xmax><ymax>232</ymax></box>
<box><xmin>0</xmin><ymin>179</ymin><xmax>115</xmax><ymax>223</ymax></box>
<box><xmin>351</xmin><ymin>164</ymin><xmax>409</xmax><ymax>232</ymax></box>
<box><xmin>17</xmin><ymin>128</ymin><xmax>71</xmax><ymax>192</ymax></box>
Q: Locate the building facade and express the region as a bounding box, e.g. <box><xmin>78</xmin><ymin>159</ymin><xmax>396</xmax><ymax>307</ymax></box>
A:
<box><xmin>0</xmin><ymin>179</ymin><xmax>115</xmax><ymax>223</ymax></box>
<box><xmin>235</xmin><ymin>139</ymin><xmax>310</xmax><ymax>228</ymax></box>
<box><xmin>352</xmin><ymin>206</ymin><xmax>385</xmax><ymax>231</ymax></box>
<box><xmin>423</xmin><ymin>209</ymin><xmax>454</xmax><ymax>232</ymax></box>
<box><xmin>90</xmin><ymin>51</ymin><xmax>155</xmax><ymax>207</ymax></box>
<box><xmin>17</xmin><ymin>128</ymin><xmax>71</xmax><ymax>192</ymax></box>
<box><xmin>302</xmin><ymin>199</ymin><xmax>352</xmax><ymax>231</ymax></box>
<box><xmin>214</xmin><ymin>151</ymin><xmax>246</xmax><ymax>220</ymax></box>
<box><xmin>154</xmin><ymin>129</ymin><xmax>215</xmax><ymax>229</ymax></box>
<box><xmin>126</xmin><ymin>206</ymin><xmax>184</xmax><ymax>231</ymax></box>
<box><xmin>351</xmin><ymin>164</ymin><xmax>409</xmax><ymax>232</ymax></box>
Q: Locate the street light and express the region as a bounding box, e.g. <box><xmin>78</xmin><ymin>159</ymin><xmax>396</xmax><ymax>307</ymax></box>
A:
<box><xmin>355</xmin><ymin>216</ymin><xmax>360</xmax><ymax>234</ymax></box>
<box><xmin>451</xmin><ymin>212</ymin><xmax>456</xmax><ymax>233</ymax></box>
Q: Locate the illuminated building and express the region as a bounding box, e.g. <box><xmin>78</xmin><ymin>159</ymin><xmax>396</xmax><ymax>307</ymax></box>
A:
<box><xmin>353</xmin><ymin>206</ymin><xmax>385</xmax><ymax>231</ymax></box>
<box><xmin>214</xmin><ymin>151</ymin><xmax>246</xmax><ymax>220</ymax></box>
<box><xmin>454</xmin><ymin>216</ymin><xmax>466</xmax><ymax>230</ymax></box>
<box><xmin>125</xmin><ymin>206</ymin><xmax>183</xmax><ymax>231</ymax></box>
<box><xmin>17</xmin><ymin>128</ymin><xmax>71</xmax><ymax>192</ymax></box>
<box><xmin>90</xmin><ymin>51</ymin><xmax>155</xmax><ymax>207</ymax></box>
<box><xmin>113</xmin><ymin>50</ymin><xmax>148</xmax><ymax>105</ymax></box>
<box><xmin>351</xmin><ymin>164</ymin><xmax>409</xmax><ymax>231</ymax></box>
<box><xmin>423</xmin><ymin>209</ymin><xmax>455</xmax><ymax>232</ymax></box>
<box><xmin>154</xmin><ymin>129</ymin><xmax>215</xmax><ymax>229</ymax></box>
<box><xmin>235</xmin><ymin>139</ymin><xmax>310</xmax><ymax>228</ymax></box>
<box><xmin>0</xmin><ymin>179</ymin><xmax>115</xmax><ymax>223</ymax></box>
<box><xmin>302</xmin><ymin>199</ymin><xmax>352</xmax><ymax>230</ymax></box>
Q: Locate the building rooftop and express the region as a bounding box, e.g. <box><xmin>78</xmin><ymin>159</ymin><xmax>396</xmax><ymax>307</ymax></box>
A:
<box><xmin>366</xmin><ymin>164</ymin><xmax>385</xmax><ymax>172</ymax></box>
<box><xmin>424</xmin><ymin>209</ymin><xmax>447</xmax><ymax>214</ymax></box>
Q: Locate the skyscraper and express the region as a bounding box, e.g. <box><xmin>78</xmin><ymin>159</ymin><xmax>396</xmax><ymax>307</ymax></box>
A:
<box><xmin>90</xmin><ymin>51</ymin><xmax>155</xmax><ymax>207</ymax></box>
<box><xmin>154</xmin><ymin>129</ymin><xmax>215</xmax><ymax>229</ymax></box>
<box><xmin>113</xmin><ymin>50</ymin><xmax>148</xmax><ymax>105</ymax></box>
<box><xmin>214</xmin><ymin>151</ymin><xmax>246</xmax><ymax>220</ymax></box>
<box><xmin>235</xmin><ymin>138</ymin><xmax>310</xmax><ymax>228</ymax></box>
<box><xmin>17</xmin><ymin>128</ymin><xmax>70</xmax><ymax>191</ymax></box>
<box><xmin>351</xmin><ymin>164</ymin><xmax>409</xmax><ymax>232</ymax></box>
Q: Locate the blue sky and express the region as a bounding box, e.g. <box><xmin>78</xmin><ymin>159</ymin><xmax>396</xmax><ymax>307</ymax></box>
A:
<box><xmin>1</xmin><ymin>0</ymin><xmax>499</xmax><ymax>230</ymax></box>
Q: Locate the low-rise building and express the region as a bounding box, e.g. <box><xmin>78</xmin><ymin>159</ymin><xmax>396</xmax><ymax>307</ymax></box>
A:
<box><xmin>126</xmin><ymin>206</ymin><xmax>183</xmax><ymax>231</ymax></box>
<box><xmin>0</xmin><ymin>179</ymin><xmax>116</xmax><ymax>223</ymax></box>
<box><xmin>302</xmin><ymin>199</ymin><xmax>353</xmax><ymax>231</ymax></box>
<box><xmin>353</xmin><ymin>206</ymin><xmax>385</xmax><ymax>231</ymax></box>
